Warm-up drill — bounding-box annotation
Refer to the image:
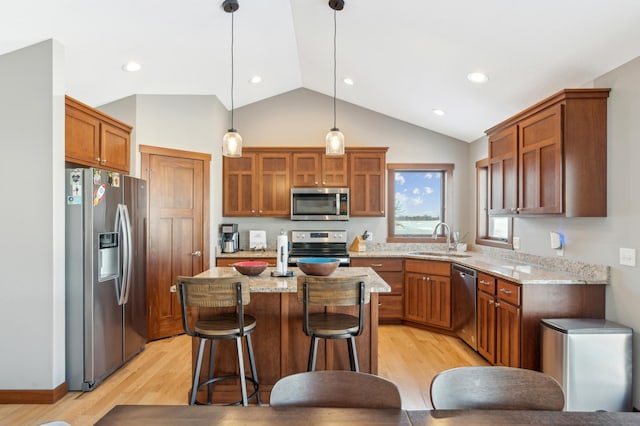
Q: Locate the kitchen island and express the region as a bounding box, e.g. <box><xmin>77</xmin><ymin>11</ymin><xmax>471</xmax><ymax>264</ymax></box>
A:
<box><xmin>189</xmin><ymin>267</ymin><xmax>390</xmax><ymax>404</ymax></box>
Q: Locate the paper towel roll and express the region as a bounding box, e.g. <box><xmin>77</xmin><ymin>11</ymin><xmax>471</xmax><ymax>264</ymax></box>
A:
<box><xmin>276</xmin><ymin>234</ymin><xmax>288</xmax><ymax>274</ymax></box>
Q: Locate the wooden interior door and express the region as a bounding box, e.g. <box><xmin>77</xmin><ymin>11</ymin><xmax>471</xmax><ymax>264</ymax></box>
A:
<box><xmin>141</xmin><ymin>145</ymin><xmax>211</xmax><ymax>340</ymax></box>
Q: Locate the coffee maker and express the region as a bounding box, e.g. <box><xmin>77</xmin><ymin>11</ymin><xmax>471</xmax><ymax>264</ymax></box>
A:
<box><xmin>220</xmin><ymin>223</ymin><xmax>239</xmax><ymax>253</ymax></box>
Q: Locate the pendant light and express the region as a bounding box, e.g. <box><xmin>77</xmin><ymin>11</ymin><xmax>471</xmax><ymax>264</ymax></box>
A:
<box><xmin>326</xmin><ymin>0</ymin><xmax>345</xmax><ymax>155</ymax></box>
<box><xmin>222</xmin><ymin>0</ymin><xmax>242</xmax><ymax>157</ymax></box>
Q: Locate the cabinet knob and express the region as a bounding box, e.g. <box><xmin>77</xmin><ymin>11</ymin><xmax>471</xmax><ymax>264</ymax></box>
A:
<box><xmin>371</xmin><ymin>263</ymin><xmax>383</xmax><ymax>267</ymax></box>
<box><xmin>500</xmin><ymin>288</ymin><xmax>512</xmax><ymax>295</ymax></box>
<box><xmin>169</xmin><ymin>285</ymin><xmax>177</xmax><ymax>293</ymax></box>
<box><xmin>488</xmin><ymin>299</ymin><xmax>494</xmax><ymax>305</ymax></box>
<box><xmin>191</xmin><ymin>250</ymin><xmax>202</xmax><ymax>257</ymax></box>
<box><xmin>95</xmin><ymin>157</ymin><xmax>101</xmax><ymax>161</ymax></box>
<box><xmin>495</xmin><ymin>302</ymin><xmax>500</xmax><ymax>307</ymax></box>
<box><xmin>480</xmin><ymin>280</ymin><xmax>491</xmax><ymax>285</ymax></box>
<box><xmin>101</xmin><ymin>159</ymin><xmax>107</xmax><ymax>164</ymax></box>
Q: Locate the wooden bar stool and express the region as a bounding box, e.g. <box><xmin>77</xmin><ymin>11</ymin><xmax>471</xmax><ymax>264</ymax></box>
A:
<box><xmin>297</xmin><ymin>275</ymin><xmax>369</xmax><ymax>372</ymax></box>
<box><xmin>177</xmin><ymin>276</ymin><xmax>261</xmax><ymax>406</ymax></box>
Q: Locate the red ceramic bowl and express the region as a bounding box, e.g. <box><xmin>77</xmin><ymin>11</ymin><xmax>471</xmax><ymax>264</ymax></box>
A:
<box><xmin>232</xmin><ymin>261</ymin><xmax>269</xmax><ymax>276</ymax></box>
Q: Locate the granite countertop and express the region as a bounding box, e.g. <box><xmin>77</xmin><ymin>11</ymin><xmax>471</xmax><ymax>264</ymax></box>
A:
<box><xmin>349</xmin><ymin>250</ymin><xmax>607</xmax><ymax>285</ymax></box>
<box><xmin>195</xmin><ymin>266</ymin><xmax>391</xmax><ymax>293</ymax></box>
<box><xmin>217</xmin><ymin>249</ymin><xmax>607</xmax><ymax>285</ymax></box>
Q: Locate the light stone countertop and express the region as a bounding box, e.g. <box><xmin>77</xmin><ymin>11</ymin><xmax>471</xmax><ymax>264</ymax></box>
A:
<box><xmin>349</xmin><ymin>250</ymin><xmax>607</xmax><ymax>285</ymax></box>
<box><xmin>195</xmin><ymin>266</ymin><xmax>391</xmax><ymax>293</ymax></box>
<box><xmin>217</xmin><ymin>249</ymin><xmax>607</xmax><ymax>285</ymax></box>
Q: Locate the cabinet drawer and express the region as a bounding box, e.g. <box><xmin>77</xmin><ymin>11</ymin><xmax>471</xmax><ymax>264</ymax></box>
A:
<box><xmin>497</xmin><ymin>279</ymin><xmax>520</xmax><ymax>306</ymax></box>
<box><xmin>351</xmin><ymin>257</ymin><xmax>403</xmax><ymax>272</ymax></box>
<box><xmin>405</xmin><ymin>259</ymin><xmax>450</xmax><ymax>276</ymax></box>
<box><xmin>477</xmin><ymin>273</ymin><xmax>496</xmax><ymax>294</ymax></box>
<box><xmin>216</xmin><ymin>257</ymin><xmax>277</xmax><ymax>267</ymax></box>
<box><xmin>379</xmin><ymin>295</ymin><xmax>403</xmax><ymax>320</ymax></box>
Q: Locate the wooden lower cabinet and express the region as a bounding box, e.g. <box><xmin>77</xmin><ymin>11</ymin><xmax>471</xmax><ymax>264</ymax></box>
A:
<box><xmin>403</xmin><ymin>260</ymin><xmax>451</xmax><ymax>330</ymax></box>
<box><xmin>477</xmin><ymin>289</ymin><xmax>497</xmax><ymax>364</ymax></box>
<box><xmin>350</xmin><ymin>257</ymin><xmax>404</xmax><ymax>323</ymax></box>
<box><xmin>192</xmin><ymin>292</ymin><xmax>378</xmax><ymax>404</ymax></box>
<box><xmin>476</xmin><ymin>273</ymin><xmax>605</xmax><ymax>370</ymax></box>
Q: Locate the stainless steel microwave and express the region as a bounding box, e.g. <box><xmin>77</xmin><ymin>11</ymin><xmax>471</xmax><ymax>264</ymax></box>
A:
<box><xmin>290</xmin><ymin>187</ymin><xmax>349</xmax><ymax>221</ymax></box>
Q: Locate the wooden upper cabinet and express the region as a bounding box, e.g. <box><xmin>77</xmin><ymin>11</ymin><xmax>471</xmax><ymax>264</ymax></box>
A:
<box><xmin>223</xmin><ymin>149</ymin><xmax>290</xmax><ymax>217</ymax></box>
<box><xmin>485</xmin><ymin>88</ymin><xmax>610</xmax><ymax>217</ymax></box>
<box><xmin>518</xmin><ymin>104</ymin><xmax>563</xmax><ymax>215</ymax></box>
<box><xmin>65</xmin><ymin>96</ymin><xmax>132</xmax><ymax>174</ymax></box>
<box><xmin>223</xmin><ymin>153</ymin><xmax>257</xmax><ymax>216</ymax></box>
<box><xmin>292</xmin><ymin>151</ymin><xmax>347</xmax><ymax>187</ymax></box>
<box><xmin>349</xmin><ymin>149</ymin><xmax>387</xmax><ymax>217</ymax></box>
<box><xmin>488</xmin><ymin>125</ymin><xmax>517</xmax><ymax>215</ymax></box>
<box><xmin>257</xmin><ymin>152</ymin><xmax>291</xmax><ymax>216</ymax></box>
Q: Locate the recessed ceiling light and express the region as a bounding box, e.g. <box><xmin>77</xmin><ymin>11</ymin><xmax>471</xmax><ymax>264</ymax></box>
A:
<box><xmin>467</xmin><ymin>72</ymin><xmax>488</xmax><ymax>83</ymax></box>
<box><xmin>122</xmin><ymin>61</ymin><xmax>142</xmax><ymax>72</ymax></box>
<box><xmin>343</xmin><ymin>77</ymin><xmax>354</xmax><ymax>86</ymax></box>
<box><xmin>250</xmin><ymin>75</ymin><xmax>262</xmax><ymax>84</ymax></box>
<box><xmin>432</xmin><ymin>108</ymin><xmax>446</xmax><ymax>116</ymax></box>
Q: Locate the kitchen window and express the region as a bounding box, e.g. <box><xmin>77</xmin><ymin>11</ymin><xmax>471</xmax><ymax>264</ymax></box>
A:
<box><xmin>387</xmin><ymin>163</ymin><xmax>453</xmax><ymax>243</ymax></box>
<box><xmin>476</xmin><ymin>158</ymin><xmax>513</xmax><ymax>248</ymax></box>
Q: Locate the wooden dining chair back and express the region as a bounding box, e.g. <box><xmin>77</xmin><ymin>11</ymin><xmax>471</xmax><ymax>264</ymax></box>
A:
<box><xmin>269</xmin><ymin>371</ymin><xmax>402</xmax><ymax>408</ymax></box>
<box><xmin>296</xmin><ymin>275</ymin><xmax>369</xmax><ymax>371</ymax></box>
<box><xmin>177</xmin><ymin>276</ymin><xmax>260</xmax><ymax>406</ymax></box>
<box><xmin>429</xmin><ymin>366</ymin><xmax>565</xmax><ymax>411</ymax></box>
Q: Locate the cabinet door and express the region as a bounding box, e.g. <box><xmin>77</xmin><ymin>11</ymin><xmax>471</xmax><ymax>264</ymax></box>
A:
<box><xmin>258</xmin><ymin>153</ymin><xmax>291</xmax><ymax>216</ymax></box>
<box><xmin>100</xmin><ymin>122</ymin><xmax>130</xmax><ymax>173</ymax></box>
<box><xmin>223</xmin><ymin>153</ymin><xmax>257</xmax><ymax>216</ymax></box>
<box><xmin>292</xmin><ymin>152</ymin><xmax>321</xmax><ymax>187</ymax></box>
<box><xmin>349</xmin><ymin>151</ymin><xmax>385</xmax><ymax>216</ymax></box>
<box><xmin>477</xmin><ymin>291</ymin><xmax>496</xmax><ymax>364</ymax></box>
<box><xmin>65</xmin><ymin>106</ymin><xmax>101</xmax><ymax>167</ymax></box>
<box><xmin>404</xmin><ymin>272</ymin><xmax>428</xmax><ymax>324</ymax></box>
<box><xmin>321</xmin><ymin>155</ymin><xmax>348</xmax><ymax>187</ymax></box>
<box><xmin>518</xmin><ymin>104</ymin><xmax>563</xmax><ymax>214</ymax></box>
<box><xmin>488</xmin><ymin>125</ymin><xmax>518</xmax><ymax>215</ymax></box>
<box><xmin>424</xmin><ymin>275</ymin><xmax>451</xmax><ymax>329</ymax></box>
<box><xmin>495</xmin><ymin>301</ymin><xmax>521</xmax><ymax>367</ymax></box>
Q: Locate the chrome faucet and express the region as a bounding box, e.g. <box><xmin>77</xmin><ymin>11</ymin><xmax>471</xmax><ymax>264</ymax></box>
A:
<box><xmin>432</xmin><ymin>222</ymin><xmax>454</xmax><ymax>253</ymax></box>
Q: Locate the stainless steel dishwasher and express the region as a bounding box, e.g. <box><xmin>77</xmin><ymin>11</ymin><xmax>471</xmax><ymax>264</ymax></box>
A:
<box><xmin>452</xmin><ymin>264</ymin><xmax>478</xmax><ymax>350</ymax></box>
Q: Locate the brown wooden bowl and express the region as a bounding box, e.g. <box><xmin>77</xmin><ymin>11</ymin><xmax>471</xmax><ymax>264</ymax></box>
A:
<box><xmin>232</xmin><ymin>261</ymin><xmax>269</xmax><ymax>276</ymax></box>
<box><xmin>296</xmin><ymin>258</ymin><xmax>340</xmax><ymax>276</ymax></box>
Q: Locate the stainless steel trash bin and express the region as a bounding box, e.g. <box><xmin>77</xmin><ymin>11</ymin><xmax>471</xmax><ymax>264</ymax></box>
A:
<box><xmin>541</xmin><ymin>318</ymin><xmax>632</xmax><ymax>412</ymax></box>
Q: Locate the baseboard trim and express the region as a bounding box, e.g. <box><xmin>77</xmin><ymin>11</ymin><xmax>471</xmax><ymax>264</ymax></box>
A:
<box><xmin>0</xmin><ymin>381</ymin><xmax>67</xmax><ymax>404</ymax></box>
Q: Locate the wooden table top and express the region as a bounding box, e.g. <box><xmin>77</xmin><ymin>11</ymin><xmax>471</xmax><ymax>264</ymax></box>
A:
<box><xmin>96</xmin><ymin>405</ymin><xmax>640</xmax><ymax>425</ymax></box>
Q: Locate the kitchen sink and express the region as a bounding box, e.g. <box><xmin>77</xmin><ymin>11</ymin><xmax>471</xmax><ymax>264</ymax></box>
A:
<box><xmin>408</xmin><ymin>251</ymin><xmax>471</xmax><ymax>258</ymax></box>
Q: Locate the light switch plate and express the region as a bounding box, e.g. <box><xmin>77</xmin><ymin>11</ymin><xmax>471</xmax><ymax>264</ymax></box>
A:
<box><xmin>619</xmin><ymin>248</ymin><xmax>636</xmax><ymax>267</ymax></box>
<box><xmin>513</xmin><ymin>237</ymin><xmax>520</xmax><ymax>250</ymax></box>
<box><xmin>364</xmin><ymin>232</ymin><xmax>373</xmax><ymax>241</ymax></box>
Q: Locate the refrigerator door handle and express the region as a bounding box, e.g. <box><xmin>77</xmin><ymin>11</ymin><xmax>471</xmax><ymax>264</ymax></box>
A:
<box><xmin>121</xmin><ymin>204</ymin><xmax>134</xmax><ymax>305</ymax></box>
<box><xmin>116</xmin><ymin>204</ymin><xmax>133</xmax><ymax>306</ymax></box>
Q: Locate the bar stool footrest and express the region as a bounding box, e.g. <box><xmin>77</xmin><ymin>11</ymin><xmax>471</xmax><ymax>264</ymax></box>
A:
<box><xmin>193</xmin><ymin>374</ymin><xmax>260</xmax><ymax>406</ymax></box>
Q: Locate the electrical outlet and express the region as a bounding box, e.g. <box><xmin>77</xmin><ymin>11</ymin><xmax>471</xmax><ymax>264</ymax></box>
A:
<box><xmin>513</xmin><ymin>237</ymin><xmax>520</xmax><ymax>250</ymax></box>
<box><xmin>364</xmin><ymin>232</ymin><xmax>373</xmax><ymax>241</ymax></box>
<box><xmin>619</xmin><ymin>248</ymin><xmax>636</xmax><ymax>267</ymax></box>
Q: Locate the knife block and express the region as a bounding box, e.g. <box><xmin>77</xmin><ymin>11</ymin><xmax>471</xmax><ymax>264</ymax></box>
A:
<box><xmin>349</xmin><ymin>236</ymin><xmax>366</xmax><ymax>252</ymax></box>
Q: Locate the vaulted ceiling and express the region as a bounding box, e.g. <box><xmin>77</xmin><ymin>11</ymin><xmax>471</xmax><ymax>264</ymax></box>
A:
<box><xmin>2</xmin><ymin>0</ymin><xmax>640</xmax><ymax>142</ymax></box>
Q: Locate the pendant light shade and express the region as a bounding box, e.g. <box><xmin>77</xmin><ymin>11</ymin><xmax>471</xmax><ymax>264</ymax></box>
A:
<box><xmin>222</xmin><ymin>0</ymin><xmax>242</xmax><ymax>157</ymax></box>
<box><xmin>326</xmin><ymin>0</ymin><xmax>345</xmax><ymax>156</ymax></box>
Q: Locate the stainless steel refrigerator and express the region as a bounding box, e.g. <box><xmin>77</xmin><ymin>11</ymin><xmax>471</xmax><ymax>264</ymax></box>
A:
<box><xmin>65</xmin><ymin>167</ymin><xmax>147</xmax><ymax>391</ymax></box>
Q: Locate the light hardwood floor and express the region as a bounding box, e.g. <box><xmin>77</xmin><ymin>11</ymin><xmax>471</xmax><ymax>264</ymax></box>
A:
<box><xmin>0</xmin><ymin>325</ymin><xmax>487</xmax><ymax>425</ymax></box>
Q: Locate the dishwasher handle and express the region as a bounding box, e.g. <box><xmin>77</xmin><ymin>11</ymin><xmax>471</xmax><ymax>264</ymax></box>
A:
<box><xmin>452</xmin><ymin>264</ymin><xmax>477</xmax><ymax>278</ymax></box>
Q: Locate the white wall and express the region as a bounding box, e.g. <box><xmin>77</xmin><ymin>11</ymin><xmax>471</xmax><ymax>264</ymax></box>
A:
<box><xmin>0</xmin><ymin>40</ymin><xmax>65</xmax><ymax>390</ymax></box>
<box><xmin>469</xmin><ymin>56</ymin><xmax>640</xmax><ymax>408</ymax></box>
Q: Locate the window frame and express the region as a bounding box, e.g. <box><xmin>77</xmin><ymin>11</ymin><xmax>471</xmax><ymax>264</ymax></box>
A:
<box><xmin>386</xmin><ymin>163</ymin><xmax>454</xmax><ymax>243</ymax></box>
<box><xmin>476</xmin><ymin>158</ymin><xmax>513</xmax><ymax>249</ymax></box>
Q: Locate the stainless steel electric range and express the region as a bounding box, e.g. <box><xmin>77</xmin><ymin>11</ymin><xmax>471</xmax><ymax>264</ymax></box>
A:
<box><xmin>288</xmin><ymin>230</ymin><xmax>350</xmax><ymax>266</ymax></box>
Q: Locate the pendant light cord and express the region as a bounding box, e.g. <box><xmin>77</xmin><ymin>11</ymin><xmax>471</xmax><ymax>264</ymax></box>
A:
<box><xmin>332</xmin><ymin>9</ymin><xmax>337</xmax><ymax>129</ymax></box>
<box><xmin>230</xmin><ymin>11</ymin><xmax>235</xmax><ymax>130</ymax></box>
